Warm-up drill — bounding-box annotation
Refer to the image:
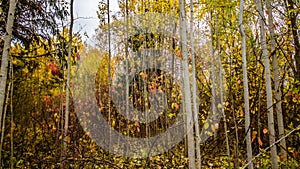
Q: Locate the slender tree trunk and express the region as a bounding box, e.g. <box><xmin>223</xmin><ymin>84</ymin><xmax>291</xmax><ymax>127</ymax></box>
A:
<box><xmin>10</xmin><ymin>63</ymin><xmax>13</xmax><ymax>169</ymax></box>
<box><xmin>256</xmin><ymin>0</ymin><xmax>279</xmax><ymax>168</ymax></box>
<box><xmin>218</xmin><ymin>45</ymin><xmax>230</xmax><ymax>157</ymax></box>
<box><xmin>179</xmin><ymin>0</ymin><xmax>196</xmax><ymax>168</ymax></box>
<box><xmin>230</xmin><ymin>34</ymin><xmax>240</xmax><ymax>169</ymax></box>
<box><xmin>0</xmin><ymin>62</ymin><xmax>12</xmax><ymax>163</ymax></box>
<box><xmin>107</xmin><ymin>0</ymin><xmax>112</xmax><ymax>151</ymax></box>
<box><xmin>125</xmin><ymin>0</ymin><xmax>130</xmax><ymax>156</ymax></box>
<box><xmin>209</xmin><ymin>12</ymin><xmax>217</xmax><ymax>141</ymax></box>
<box><xmin>0</xmin><ymin>0</ymin><xmax>17</xmax><ymax>134</ymax></box>
<box><xmin>62</xmin><ymin>0</ymin><xmax>74</xmax><ymax>167</ymax></box>
<box><xmin>189</xmin><ymin>0</ymin><xmax>201</xmax><ymax>168</ymax></box>
<box><xmin>215</xmin><ymin>8</ymin><xmax>230</xmax><ymax>159</ymax></box>
<box><xmin>286</xmin><ymin>0</ymin><xmax>300</xmax><ymax>81</ymax></box>
<box><xmin>266</xmin><ymin>0</ymin><xmax>287</xmax><ymax>163</ymax></box>
<box><xmin>239</xmin><ymin>0</ymin><xmax>253</xmax><ymax>168</ymax></box>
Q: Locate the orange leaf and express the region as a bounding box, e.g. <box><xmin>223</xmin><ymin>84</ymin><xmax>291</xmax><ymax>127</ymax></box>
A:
<box><xmin>66</xmin><ymin>136</ymin><xmax>71</xmax><ymax>144</ymax></box>
<box><xmin>150</xmin><ymin>87</ymin><xmax>156</xmax><ymax>94</ymax></box>
<box><xmin>176</xmin><ymin>51</ymin><xmax>182</xmax><ymax>59</ymax></box>
<box><xmin>139</xmin><ymin>72</ymin><xmax>147</xmax><ymax>78</ymax></box>
<box><xmin>251</xmin><ymin>131</ymin><xmax>257</xmax><ymax>143</ymax></box>
<box><xmin>263</xmin><ymin>128</ymin><xmax>268</xmax><ymax>134</ymax></box>
<box><xmin>240</xmin><ymin>110</ymin><xmax>244</xmax><ymax>117</ymax></box>
<box><xmin>251</xmin><ymin>136</ymin><xmax>256</xmax><ymax>143</ymax></box>
<box><xmin>258</xmin><ymin>137</ymin><xmax>263</xmax><ymax>146</ymax></box>
<box><xmin>286</xmin><ymin>91</ymin><xmax>292</xmax><ymax>97</ymax></box>
<box><xmin>134</xmin><ymin>121</ymin><xmax>140</xmax><ymax>127</ymax></box>
<box><xmin>172</xmin><ymin>103</ymin><xmax>179</xmax><ymax>110</ymax></box>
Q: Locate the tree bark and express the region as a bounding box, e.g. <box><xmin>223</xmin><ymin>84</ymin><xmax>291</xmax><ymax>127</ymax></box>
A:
<box><xmin>209</xmin><ymin>12</ymin><xmax>217</xmax><ymax>141</ymax></box>
<box><xmin>125</xmin><ymin>0</ymin><xmax>130</xmax><ymax>156</ymax></box>
<box><xmin>215</xmin><ymin>6</ymin><xmax>230</xmax><ymax>159</ymax></box>
<box><xmin>0</xmin><ymin>62</ymin><xmax>12</xmax><ymax>163</ymax></box>
<box><xmin>107</xmin><ymin>0</ymin><xmax>112</xmax><ymax>151</ymax></box>
<box><xmin>239</xmin><ymin>0</ymin><xmax>253</xmax><ymax>168</ymax></box>
<box><xmin>0</xmin><ymin>0</ymin><xmax>17</xmax><ymax>135</ymax></box>
<box><xmin>287</xmin><ymin>0</ymin><xmax>300</xmax><ymax>81</ymax></box>
<box><xmin>256</xmin><ymin>0</ymin><xmax>279</xmax><ymax>168</ymax></box>
<box><xmin>189</xmin><ymin>0</ymin><xmax>201</xmax><ymax>168</ymax></box>
<box><xmin>266</xmin><ymin>0</ymin><xmax>287</xmax><ymax>163</ymax></box>
<box><xmin>62</xmin><ymin>0</ymin><xmax>74</xmax><ymax>168</ymax></box>
<box><xmin>10</xmin><ymin>63</ymin><xmax>14</xmax><ymax>169</ymax></box>
<box><xmin>179</xmin><ymin>0</ymin><xmax>196</xmax><ymax>168</ymax></box>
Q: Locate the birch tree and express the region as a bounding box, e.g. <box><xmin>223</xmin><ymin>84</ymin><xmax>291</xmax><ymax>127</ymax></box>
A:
<box><xmin>239</xmin><ymin>0</ymin><xmax>253</xmax><ymax>168</ymax></box>
<box><xmin>256</xmin><ymin>0</ymin><xmax>278</xmax><ymax>168</ymax></box>
<box><xmin>215</xmin><ymin>6</ymin><xmax>230</xmax><ymax>158</ymax></box>
<box><xmin>0</xmin><ymin>62</ymin><xmax>12</xmax><ymax>163</ymax></box>
<box><xmin>286</xmin><ymin>0</ymin><xmax>300</xmax><ymax>81</ymax></box>
<box><xmin>189</xmin><ymin>0</ymin><xmax>201</xmax><ymax>168</ymax></box>
<box><xmin>61</xmin><ymin>0</ymin><xmax>74</xmax><ymax>167</ymax></box>
<box><xmin>266</xmin><ymin>0</ymin><xmax>287</xmax><ymax>163</ymax></box>
<box><xmin>209</xmin><ymin>11</ymin><xmax>218</xmax><ymax>141</ymax></box>
<box><xmin>0</xmin><ymin>0</ymin><xmax>17</xmax><ymax>134</ymax></box>
<box><xmin>179</xmin><ymin>0</ymin><xmax>196</xmax><ymax>168</ymax></box>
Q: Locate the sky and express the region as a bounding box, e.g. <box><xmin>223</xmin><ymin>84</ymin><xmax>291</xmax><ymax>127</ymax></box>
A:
<box><xmin>74</xmin><ymin>0</ymin><xmax>120</xmax><ymax>43</ymax></box>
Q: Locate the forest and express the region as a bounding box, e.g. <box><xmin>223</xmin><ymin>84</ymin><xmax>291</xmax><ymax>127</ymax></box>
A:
<box><xmin>0</xmin><ymin>0</ymin><xmax>300</xmax><ymax>168</ymax></box>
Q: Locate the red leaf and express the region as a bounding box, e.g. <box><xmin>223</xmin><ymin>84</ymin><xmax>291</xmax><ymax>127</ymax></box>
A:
<box><xmin>280</xmin><ymin>156</ymin><xmax>285</xmax><ymax>162</ymax></box>
<box><xmin>47</xmin><ymin>63</ymin><xmax>63</xmax><ymax>79</ymax></box>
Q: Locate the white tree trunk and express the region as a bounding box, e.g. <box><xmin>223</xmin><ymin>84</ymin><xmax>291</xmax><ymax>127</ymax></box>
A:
<box><xmin>189</xmin><ymin>0</ymin><xmax>201</xmax><ymax>168</ymax></box>
<box><xmin>10</xmin><ymin>63</ymin><xmax>14</xmax><ymax>169</ymax></box>
<box><xmin>209</xmin><ymin>12</ymin><xmax>217</xmax><ymax>141</ymax></box>
<box><xmin>266</xmin><ymin>0</ymin><xmax>287</xmax><ymax>162</ymax></box>
<box><xmin>0</xmin><ymin>0</ymin><xmax>17</xmax><ymax>134</ymax></box>
<box><xmin>215</xmin><ymin>8</ymin><xmax>230</xmax><ymax>158</ymax></box>
<box><xmin>239</xmin><ymin>0</ymin><xmax>253</xmax><ymax>168</ymax></box>
<box><xmin>125</xmin><ymin>0</ymin><xmax>130</xmax><ymax>156</ymax></box>
<box><xmin>107</xmin><ymin>0</ymin><xmax>113</xmax><ymax>151</ymax></box>
<box><xmin>179</xmin><ymin>0</ymin><xmax>196</xmax><ymax>168</ymax></box>
<box><xmin>62</xmin><ymin>0</ymin><xmax>74</xmax><ymax>167</ymax></box>
<box><xmin>0</xmin><ymin>62</ymin><xmax>12</xmax><ymax>163</ymax></box>
<box><xmin>256</xmin><ymin>0</ymin><xmax>279</xmax><ymax>168</ymax></box>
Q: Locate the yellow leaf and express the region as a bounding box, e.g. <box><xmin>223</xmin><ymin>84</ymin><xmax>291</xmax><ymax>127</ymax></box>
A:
<box><xmin>217</xmin><ymin>103</ymin><xmax>222</xmax><ymax>109</ymax></box>
<box><xmin>189</xmin><ymin>65</ymin><xmax>192</xmax><ymax>71</ymax></box>
<box><xmin>225</xmin><ymin>102</ymin><xmax>229</xmax><ymax>106</ymax></box>
<box><xmin>203</xmin><ymin>123</ymin><xmax>209</xmax><ymax>129</ymax></box>
<box><xmin>66</xmin><ymin>136</ymin><xmax>71</xmax><ymax>144</ymax></box>
<box><xmin>112</xmin><ymin>120</ymin><xmax>115</xmax><ymax>127</ymax></box>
